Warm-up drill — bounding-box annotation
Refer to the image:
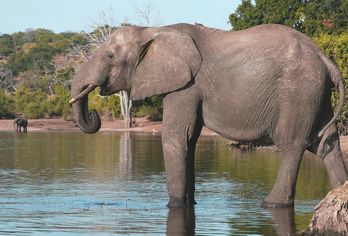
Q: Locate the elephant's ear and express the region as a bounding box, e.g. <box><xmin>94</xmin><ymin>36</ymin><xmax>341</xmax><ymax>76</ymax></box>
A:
<box><xmin>130</xmin><ymin>29</ymin><xmax>202</xmax><ymax>100</ymax></box>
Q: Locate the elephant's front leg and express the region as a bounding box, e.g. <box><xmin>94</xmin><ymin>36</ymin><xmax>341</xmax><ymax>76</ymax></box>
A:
<box><xmin>162</xmin><ymin>91</ymin><xmax>202</xmax><ymax>208</ymax></box>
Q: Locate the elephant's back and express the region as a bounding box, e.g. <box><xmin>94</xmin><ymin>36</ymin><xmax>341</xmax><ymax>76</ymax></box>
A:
<box><xmin>197</xmin><ymin>24</ymin><xmax>330</xmax><ymax>140</ymax></box>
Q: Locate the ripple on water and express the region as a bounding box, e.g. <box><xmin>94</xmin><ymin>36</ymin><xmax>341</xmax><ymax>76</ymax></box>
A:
<box><xmin>0</xmin><ymin>132</ymin><xmax>328</xmax><ymax>235</ymax></box>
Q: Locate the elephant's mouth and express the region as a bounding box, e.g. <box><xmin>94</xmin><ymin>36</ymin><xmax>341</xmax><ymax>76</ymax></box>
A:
<box><xmin>100</xmin><ymin>74</ymin><xmax>127</xmax><ymax>96</ymax></box>
<box><xmin>100</xmin><ymin>86</ymin><xmax>115</xmax><ymax>96</ymax></box>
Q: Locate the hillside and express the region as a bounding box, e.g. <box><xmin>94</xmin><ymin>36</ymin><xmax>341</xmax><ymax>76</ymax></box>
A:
<box><xmin>0</xmin><ymin>28</ymin><xmax>162</xmax><ymax>123</ymax></box>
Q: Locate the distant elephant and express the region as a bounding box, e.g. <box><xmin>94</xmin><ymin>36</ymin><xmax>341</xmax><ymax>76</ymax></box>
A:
<box><xmin>14</xmin><ymin>118</ymin><xmax>28</xmax><ymax>133</ymax></box>
<box><xmin>69</xmin><ymin>23</ymin><xmax>348</xmax><ymax>208</ymax></box>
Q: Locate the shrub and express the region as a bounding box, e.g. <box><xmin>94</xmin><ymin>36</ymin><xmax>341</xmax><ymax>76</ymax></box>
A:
<box><xmin>314</xmin><ymin>32</ymin><xmax>348</xmax><ymax>134</ymax></box>
<box><xmin>0</xmin><ymin>88</ymin><xmax>15</xmax><ymax>118</ymax></box>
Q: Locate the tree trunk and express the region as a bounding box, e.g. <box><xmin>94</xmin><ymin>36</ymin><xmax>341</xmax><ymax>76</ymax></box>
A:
<box><xmin>302</xmin><ymin>181</ymin><xmax>348</xmax><ymax>235</ymax></box>
<box><xmin>118</xmin><ymin>90</ymin><xmax>132</xmax><ymax>129</ymax></box>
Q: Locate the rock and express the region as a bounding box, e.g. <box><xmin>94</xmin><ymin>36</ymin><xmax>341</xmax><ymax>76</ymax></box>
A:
<box><xmin>303</xmin><ymin>181</ymin><xmax>348</xmax><ymax>235</ymax></box>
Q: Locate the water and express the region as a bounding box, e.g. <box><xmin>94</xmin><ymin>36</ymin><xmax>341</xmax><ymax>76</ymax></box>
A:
<box><xmin>0</xmin><ymin>131</ymin><xmax>330</xmax><ymax>235</ymax></box>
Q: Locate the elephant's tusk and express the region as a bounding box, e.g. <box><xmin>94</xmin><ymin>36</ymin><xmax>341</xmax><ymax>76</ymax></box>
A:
<box><xmin>69</xmin><ymin>84</ymin><xmax>97</xmax><ymax>105</ymax></box>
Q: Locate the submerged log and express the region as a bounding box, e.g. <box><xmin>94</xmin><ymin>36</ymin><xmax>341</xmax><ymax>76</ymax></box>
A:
<box><xmin>303</xmin><ymin>181</ymin><xmax>348</xmax><ymax>235</ymax></box>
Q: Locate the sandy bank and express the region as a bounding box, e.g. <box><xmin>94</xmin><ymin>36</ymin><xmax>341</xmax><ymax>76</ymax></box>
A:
<box><xmin>3</xmin><ymin>117</ymin><xmax>348</xmax><ymax>156</ymax></box>
<box><xmin>0</xmin><ymin>117</ymin><xmax>216</xmax><ymax>136</ymax></box>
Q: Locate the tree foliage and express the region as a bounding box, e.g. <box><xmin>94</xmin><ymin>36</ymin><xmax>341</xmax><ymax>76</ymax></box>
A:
<box><xmin>229</xmin><ymin>0</ymin><xmax>348</xmax><ymax>36</ymax></box>
<box><xmin>133</xmin><ymin>96</ymin><xmax>163</xmax><ymax>121</ymax></box>
<box><xmin>314</xmin><ymin>32</ymin><xmax>348</xmax><ymax>134</ymax></box>
<box><xmin>0</xmin><ymin>27</ymin><xmax>132</xmax><ymax>120</ymax></box>
<box><xmin>0</xmin><ymin>3</ymin><xmax>164</xmax><ymax>122</ymax></box>
<box><xmin>1</xmin><ymin>29</ymin><xmax>86</xmax><ymax>75</ymax></box>
<box><xmin>229</xmin><ymin>0</ymin><xmax>303</xmax><ymax>31</ymax></box>
<box><xmin>0</xmin><ymin>88</ymin><xmax>14</xmax><ymax>118</ymax></box>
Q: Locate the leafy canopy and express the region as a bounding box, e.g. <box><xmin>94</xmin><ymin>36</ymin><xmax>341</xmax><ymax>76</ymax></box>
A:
<box><xmin>229</xmin><ymin>0</ymin><xmax>348</xmax><ymax>36</ymax></box>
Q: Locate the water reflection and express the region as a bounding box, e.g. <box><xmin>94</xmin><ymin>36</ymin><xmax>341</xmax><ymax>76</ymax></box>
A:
<box><xmin>268</xmin><ymin>207</ymin><xmax>296</xmax><ymax>236</ymax></box>
<box><xmin>119</xmin><ymin>132</ymin><xmax>132</xmax><ymax>178</ymax></box>
<box><xmin>167</xmin><ymin>207</ymin><xmax>195</xmax><ymax>236</ymax></box>
<box><xmin>166</xmin><ymin>206</ymin><xmax>297</xmax><ymax>236</ymax></box>
<box><xmin>0</xmin><ymin>132</ymin><xmax>331</xmax><ymax>235</ymax></box>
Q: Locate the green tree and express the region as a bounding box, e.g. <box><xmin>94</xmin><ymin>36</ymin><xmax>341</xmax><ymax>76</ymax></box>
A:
<box><xmin>0</xmin><ymin>34</ymin><xmax>14</xmax><ymax>56</ymax></box>
<box><xmin>314</xmin><ymin>32</ymin><xmax>348</xmax><ymax>134</ymax></box>
<box><xmin>229</xmin><ymin>0</ymin><xmax>303</xmax><ymax>31</ymax></box>
<box><xmin>0</xmin><ymin>29</ymin><xmax>97</xmax><ymax>119</ymax></box>
<box><xmin>0</xmin><ymin>88</ymin><xmax>15</xmax><ymax>118</ymax></box>
<box><xmin>229</xmin><ymin>0</ymin><xmax>348</xmax><ymax>36</ymax></box>
<box><xmin>133</xmin><ymin>96</ymin><xmax>163</xmax><ymax>121</ymax></box>
<box><xmin>301</xmin><ymin>0</ymin><xmax>348</xmax><ymax>36</ymax></box>
<box><xmin>3</xmin><ymin>29</ymin><xmax>86</xmax><ymax>75</ymax></box>
<box><xmin>89</xmin><ymin>88</ymin><xmax>121</xmax><ymax>118</ymax></box>
<box><xmin>46</xmin><ymin>84</ymin><xmax>71</xmax><ymax>118</ymax></box>
<box><xmin>13</xmin><ymin>86</ymin><xmax>47</xmax><ymax>118</ymax></box>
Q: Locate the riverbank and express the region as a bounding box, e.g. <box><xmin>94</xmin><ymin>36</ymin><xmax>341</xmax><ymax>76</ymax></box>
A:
<box><xmin>0</xmin><ymin>117</ymin><xmax>217</xmax><ymax>136</ymax></box>
<box><xmin>2</xmin><ymin>117</ymin><xmax>348</xmax><ymax>155</ymax></box>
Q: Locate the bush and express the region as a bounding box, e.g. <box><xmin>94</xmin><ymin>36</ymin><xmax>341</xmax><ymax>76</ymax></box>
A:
<box><xmin>89</xmin><ymin>88</ymin><xmax>121</xmax><ymax>118</ymax></box>
<box><xmin>135</xmin><ymin>106</ymin><xmax>163</xmax><ymax>121</ymax></box>
<box><xmin>0</xmin><ymin>88</ymin><xmax>15</xmax><ymax>118</ymax></box>
<box><xmin>13</xmin><ymin>87</ymin><xmax>47</xmax><ymax>118</ymax></box>
<box><xmin>46</xmin><ymin>85</ymin><xmax>71</xmax><ymax>118</ymax></box>
<box><xmin>314</xmin><ymin>32</ymin><xmax>348</xmax><ymax>134</ymax></box>
<box><xmin>24</xmin><ymin>102</ymin><xmax>44</xmax><ymax>118</ymax></box>
<box><xmin>133</xmin><ymin>96</ymin><xmax>163</xmax><ymax>121</ymax></box>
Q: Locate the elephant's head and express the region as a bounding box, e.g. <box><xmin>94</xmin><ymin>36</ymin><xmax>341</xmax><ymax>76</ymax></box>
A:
<box><xmin>70</xmin><ymin>26</ymin><xmax>202</xmax><ymax>134</ymax></box>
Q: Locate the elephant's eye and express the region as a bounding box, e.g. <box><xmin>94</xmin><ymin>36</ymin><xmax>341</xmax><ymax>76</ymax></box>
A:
<box><xmin>106</xmin><ymin>53</ymin><xmax>114</xmax><ymax>59</ymax></box>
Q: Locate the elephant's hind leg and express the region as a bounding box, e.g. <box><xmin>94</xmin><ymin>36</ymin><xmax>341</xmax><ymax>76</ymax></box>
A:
<box><xmin>262</xmin><ymin>105</ymin><xmax>310</xmax><ymax>207</ymax></box>
<box><xmin>262</xmin><ymin>147</ymin><xmax>305</xmax><ymax>208</ymax></box>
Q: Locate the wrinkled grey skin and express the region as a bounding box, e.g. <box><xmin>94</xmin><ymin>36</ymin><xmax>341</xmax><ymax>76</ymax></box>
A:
<box><xmin>14</xmin><ymin>118</ymin><xmax>28</xmax><ymax>133</ymax></box>
<box><xmin>70</xmin><ymin>23</ymin><xmax>348</xmax><ymax>208</ymax></box>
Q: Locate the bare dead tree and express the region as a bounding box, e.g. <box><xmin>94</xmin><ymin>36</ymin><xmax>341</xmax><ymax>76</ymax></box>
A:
<box><xmin>117</xmin><ymin>90</ymin><xmax>133</xmax><ymax>128</ymax></box>
<box><xmin>0</xmin><ymin>64</ymin><xmax>16</xmax><ymax>94</ymax></box>
<box><xmin>133</xmin><ymin>0</ymin><xmax>162</xmax><ymax>26</ymax></box>
<box><xmin>69</xmin><ymin>43</ymin><xmax>90</xmax><ymax>62</ymax></box>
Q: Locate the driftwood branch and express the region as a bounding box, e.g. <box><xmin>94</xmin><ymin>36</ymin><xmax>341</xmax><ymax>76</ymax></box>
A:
<box><xmin>302</xmin><ymin>181</ymin><xmax>348</xmax><ymax>235</ymax></box>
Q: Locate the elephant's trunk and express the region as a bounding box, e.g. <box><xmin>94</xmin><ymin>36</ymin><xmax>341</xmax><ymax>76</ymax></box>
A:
<box><xmin>71</xmin><ymin>83</ymin><xmax>101</xmax><ymax>134</ymax></box>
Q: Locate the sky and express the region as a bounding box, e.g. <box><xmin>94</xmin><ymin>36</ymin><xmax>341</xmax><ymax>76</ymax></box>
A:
<box><xmin>0</xmin><ymin>0</ymin><xmax>241</xmax><ymax>34</ymax></box>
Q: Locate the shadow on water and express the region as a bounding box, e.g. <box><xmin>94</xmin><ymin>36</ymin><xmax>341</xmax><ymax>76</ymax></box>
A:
<box><xmin>0</xmin><ymin>131</ymin><xmax>329</xmax><ymax>235</ymax></box>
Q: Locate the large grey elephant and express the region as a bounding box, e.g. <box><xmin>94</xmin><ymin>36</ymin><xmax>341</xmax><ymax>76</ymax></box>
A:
<box><xmin>69</xmin><ymin>23</ymin><xmax>348</xmax><ymax>208</ymax></box>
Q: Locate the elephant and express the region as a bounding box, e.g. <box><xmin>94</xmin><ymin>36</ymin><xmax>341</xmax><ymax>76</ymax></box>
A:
<box><xmin>69</xmin><ymin>23</ymin><xmax>348</xmax><ymax>208</ymax></box>
<box><xmin>14</xmin><ymin>118</ymin><xmax>28</xmax><ymax>133</ymax></box>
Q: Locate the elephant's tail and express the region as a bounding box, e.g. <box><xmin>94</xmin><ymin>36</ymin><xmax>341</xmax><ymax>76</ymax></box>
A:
<box><xmin>318</xmin><ymin>77</ymin><xmax>345</xmax><ymax>138</ymax></box>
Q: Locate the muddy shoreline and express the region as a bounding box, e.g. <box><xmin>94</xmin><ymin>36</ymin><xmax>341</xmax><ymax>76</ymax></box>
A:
<box><xmin>3</xmin><ymin>117</ymin><xmax>348</xmax><ymax>156</ymax></box>
<box><xmin>0</xmin><ymin>117</ymin><xmax>217</xmax><ymax>136</ymax></box>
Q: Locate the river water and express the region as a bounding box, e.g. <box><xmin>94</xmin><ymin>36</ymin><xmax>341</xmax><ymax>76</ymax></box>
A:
<box><xmin>0</xmin><ymin>131</ymin><xmax>330</xmax><ymax>235</ymax></box>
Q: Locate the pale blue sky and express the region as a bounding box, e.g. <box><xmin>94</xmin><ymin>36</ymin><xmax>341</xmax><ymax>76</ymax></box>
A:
<box><xmin>0</xmin><ymin>0</ymin><xmax>241</xmax><ymax>34</ymax></box>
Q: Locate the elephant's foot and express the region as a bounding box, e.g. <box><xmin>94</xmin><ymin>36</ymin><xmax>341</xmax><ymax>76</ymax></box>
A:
<box><xmin>261</xmin><ymin>200</ymin><xmax>294</xmax><ymax>208</ymax></box>
<box><xmin>167</xmin><ymin>197</ymin><xmax>196</xmax><ymax>208</ymax></box>
<box><xmin>261</xmin><ymin>194</ymin><xmax>294</xmax><ymax>208</ymax></box>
